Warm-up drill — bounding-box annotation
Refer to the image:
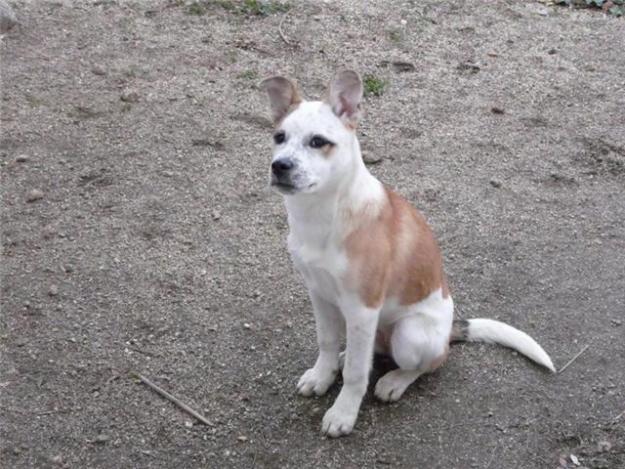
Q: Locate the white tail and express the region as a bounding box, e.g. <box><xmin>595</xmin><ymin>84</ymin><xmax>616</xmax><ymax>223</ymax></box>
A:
<box><xmin>464</xmin><ymin>318</ymin><xmax>555</xmax><ymax>372</ymax></box>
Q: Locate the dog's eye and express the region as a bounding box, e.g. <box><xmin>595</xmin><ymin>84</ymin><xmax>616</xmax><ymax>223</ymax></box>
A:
<box><xmin>310</xmin><ymin>135</ymin><xmax>331</xmax><ymax>149</ymax></box>
<box><xmin>273</xmin><ymin>131</ymin><xmax>286</xmax><ymax>145</ymax></box>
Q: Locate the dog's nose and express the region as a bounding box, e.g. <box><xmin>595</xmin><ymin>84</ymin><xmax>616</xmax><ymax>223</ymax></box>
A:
<box><xmin>272</xmin><ymin>158</ymin><xmax>294</xmax><ymax>176</ymax></box>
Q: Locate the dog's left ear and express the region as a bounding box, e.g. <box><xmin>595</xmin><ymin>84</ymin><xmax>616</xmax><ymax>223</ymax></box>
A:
<box><xmin>259</xmin><ymin>76</ymin><xmax>302</xmax><ymax>124</ymax></box>
<box><xmin>325</xmin><ymin>70</ymin><xmax>363</xmax><ymax>126</ymax></box>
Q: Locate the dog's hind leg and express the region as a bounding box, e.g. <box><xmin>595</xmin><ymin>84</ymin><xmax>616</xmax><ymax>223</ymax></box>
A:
<box><xmin>374</xmin><ymin>315</ymin><xmax>449</xmax><ymax>402</ymax></box>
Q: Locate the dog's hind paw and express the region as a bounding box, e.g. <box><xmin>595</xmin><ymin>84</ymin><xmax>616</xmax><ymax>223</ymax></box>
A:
<box><xmin>374</xmin><ymin>369</ymin><xmax>424</xmax><ymax>402</ymax></box>
<box><xmin>297</xmin><ymin>367</ymin><xmax>337</xmax><ymax>397</ymax></box>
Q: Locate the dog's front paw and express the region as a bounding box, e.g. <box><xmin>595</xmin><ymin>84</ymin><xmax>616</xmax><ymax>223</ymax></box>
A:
<box><xmin>321</xmin><ymin>404</ymin><xmax>358</xmax><ymax>437</ymax></box>
<box><xmin>297</xmin><ymin>367</ymin><xmax>337</xmax><ymax>397</ymax></box>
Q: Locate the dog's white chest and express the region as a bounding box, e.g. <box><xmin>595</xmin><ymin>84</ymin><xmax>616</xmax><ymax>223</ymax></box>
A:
<box><xmin>289</xmin><ymin>235</ymin><xmax>347</xmax><ymax>303</ymax></box>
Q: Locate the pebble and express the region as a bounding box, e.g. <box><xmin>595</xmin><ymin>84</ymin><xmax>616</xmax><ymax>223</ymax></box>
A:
<box><xmin>597</xmin><ymin>440</ymin><xmax>612</xmax><ymax>452</ymax></box>
<box><xmin>0</xmin><ymin>0</ymin><xmax>17</xmax><ymax>33</ymax></box>
<box><xmin>237</xmin><ymin>435</ymin><xmax>248</xmax><ymax>442</ymax></box>
<box><xmin>212</xmin><ymin>210</ymin><xmax>221</xmax><ymax>220</ymax></box>
<box><xmin>94</xmin><ymin>434</ymin><xmax>110</xmax><ymax>444</ymax></box>
<box><xmin>120</xmin><ymin>89</ymin><xmax>140</xmax><ymax>103</ymax></box>
<box><xmin>43</xmin><ymin>225</ymin><xmax>56</xmax><ymax>239</ymax></box>
<box><xmin>48</xmin><ymin>285</ymin><xmax>59</xmax><ymax>296</ymax></box>
<box><xmin>91</xmin><ymin>65</ymin><xmax>107</xmax><ymax>76</ymax></box>
<box><xmin>362</xmin><ymin>152</ymin><xmax>382</xmax><ymax>165</ymax></box>
<box><xmin>491</xmin><ymin>106</ymin><xmax>505</xmax><ymax>115</ymax></box>
<box><xmin>26</xmin><ymin>189</ymin><xmax>44</xmax><ymax>202</ymax></box>
<box><xmin>15</xmin><ymin>154</ymin><xmax>30</xmax><ymax>163</ymax></box>
<box><xmin>489</xmin><ymin>179</ymin><xmax>502</xmax><ymax>188</ymax></box>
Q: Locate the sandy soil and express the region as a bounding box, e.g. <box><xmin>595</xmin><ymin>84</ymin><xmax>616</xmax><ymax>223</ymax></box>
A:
<box><xmin>1</xmin><ymin>1</ymin><xmax>624</xmax><ymax>468</ymax></box>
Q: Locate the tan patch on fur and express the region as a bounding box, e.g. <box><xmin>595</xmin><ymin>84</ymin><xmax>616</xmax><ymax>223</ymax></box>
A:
<box><xmin>344</xmin><ymin>187</ymin><xmax>446</xmax><ymax>308</ymax></box>
<box><xmin>320</xmin><ymin>143</ymin><xmax>335</xmax><ymax>158</ymax></box>
<box><xmin>441</xmin><ymin>272</ymin><xmax>450</xmax><ymax>299</ymax></box>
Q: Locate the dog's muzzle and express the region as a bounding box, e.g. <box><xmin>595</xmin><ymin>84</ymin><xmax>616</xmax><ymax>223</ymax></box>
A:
<box><xmin>271</xmin><ymin>157</ymin><xmax>297</xmax><ymax>193</ymax></box>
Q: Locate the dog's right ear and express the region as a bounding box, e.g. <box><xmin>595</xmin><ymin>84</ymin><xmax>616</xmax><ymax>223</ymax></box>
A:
<box><xmin>259</xmin><ymin>76</ymin><xmax>302</xmax><ymax>125</ymax></box>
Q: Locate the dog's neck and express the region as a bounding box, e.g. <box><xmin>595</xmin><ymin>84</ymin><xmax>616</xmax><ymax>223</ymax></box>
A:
<box><xmin>284</xmin><ymin>137</ymin><xmax>384</xmax><ymax>253</ymax></box>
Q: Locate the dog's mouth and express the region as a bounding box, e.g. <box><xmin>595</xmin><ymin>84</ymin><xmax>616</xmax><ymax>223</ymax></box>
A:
<box><xmin>271</xmin><ymin>180</ymin><xmax>298</xmax><ymax>194</ymax></box>
<box><xmin>270</xmin><ymin>179</ymin><xmax>317</xmax><ymax>195</ymax></box>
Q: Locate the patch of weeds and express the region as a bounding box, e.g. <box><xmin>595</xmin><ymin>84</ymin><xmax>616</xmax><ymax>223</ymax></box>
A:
<box><xmin>225</xmin><ymin>49</ymin><xmax>238</xmax><ymax>64</ymax></box>
<box><xmin>237</xmin><ymin>70</ymin><xmax>258</xmax><ymax>80</ymax></box>
<box><xmin>24</xmin><ymin>93</ymin><xmax>46</xmax><ymax>108</ymax></box>
<box><xmin>241</xmin><ymin>0</ymin><xmax>290</xmax><ymax>16</ymax></box>
<box><xmin>186</xmin><ymin>1</ymin><xmax>207</xmax><ymax>15</ymax></box>
<box><xmin>387</xmin><ymin>29</ymin><xmax>404</xmax><ymax>43</ymax></box>
<box><xmin>554</xmin><ymin>0</ymin><xmax>624</xmax><ymax>17</ymax></box>
<box><xmin>363</xmin><ymin>74</ymin><xmax>387</xmax><ymax>97</ymax></box>
<box><xmin>212</xmin><ymin>0</ymin><xmax>237</xmax><ymax>11</ymax></box>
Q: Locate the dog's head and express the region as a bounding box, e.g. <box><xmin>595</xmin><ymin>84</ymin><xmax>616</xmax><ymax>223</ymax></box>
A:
<box><xmin>260</xmin><ymin>71</ymin><xmax>363</xmax><ymax>196</ymax></box>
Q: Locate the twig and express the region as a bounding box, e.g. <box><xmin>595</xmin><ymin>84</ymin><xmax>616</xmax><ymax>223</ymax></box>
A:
<box><xmin>134</xmin><ymin>373</ymin><xmax>213</xmax><ymax>426</ymax></box>
<box><xmin>485</xmin><ymin>442</ymin><xmax>499</xmax><ymax>469</ymax></box>
<box><xmin>278</xmin><ymin>12</ymin><xmax>291</xmax><ymax>46</ymax></box>
<box><xmin>611</xmin><ymin>409</ymin><xmax>624</xmax><ymax>423</ymax></box>
<box><xmin>558</xmin><ymin>344</ymin><xmax>589</xmax><ymax>374</ymax></box>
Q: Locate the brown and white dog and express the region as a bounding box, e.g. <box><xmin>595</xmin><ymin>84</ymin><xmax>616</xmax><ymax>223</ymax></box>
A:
<box><xmin>260</xmin><ymin>70</ymin><xmax>555</xmax><ymax>437</ymax></box>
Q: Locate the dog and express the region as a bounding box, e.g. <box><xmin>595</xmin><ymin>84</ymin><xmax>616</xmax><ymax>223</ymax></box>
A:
<box><xmin>260</xmin><ymin>70</ymin><xmax>555</xmax><ymax>437</ymax></box>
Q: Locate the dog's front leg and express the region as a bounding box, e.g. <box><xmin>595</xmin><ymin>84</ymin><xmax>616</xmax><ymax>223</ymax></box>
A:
<box><xmin>322</xmin><ymin>299</ymin><xmax>380</xmax><ymax>437</ymax></box>
<box><xmin>297</xmin><ymin>292</ymin><xmax>342</xmax><ymax>396</ymax></box>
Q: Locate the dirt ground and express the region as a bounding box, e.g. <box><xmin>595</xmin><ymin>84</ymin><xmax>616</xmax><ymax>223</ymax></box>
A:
<box><xmin>1</xmin><ymin>0</ymin><xmax>624</xmax><ymax>468</ymax></box>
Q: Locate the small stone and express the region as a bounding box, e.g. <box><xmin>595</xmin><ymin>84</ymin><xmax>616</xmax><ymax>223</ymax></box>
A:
<box><xmin>362</xmin><ymin>152</ymin><xmax>382</xmax><ymax>165</ymax></box>
<box><xmin>548</xmin><ymin>48</ymin><xmax>557</xmax><ymax>55</ymax></box>
<box><xmin>26</xmin><ymin>189</ymin><xmax>44</xmax><ymax>202</ymax></box>
<box><xmin>457</xmin><ymin>62</ymin><xmax>480</xmax><ymax>74</ymax></box>
<box><xmin>184</xmin><ymin>421</ymin><xmax>193</xmax><ymax>428</ymax></box>
<box><xmin>94</xmin><ymin>434</ymin><xmax>110</xmax><ymax>444</ymax></box>
<box><xmin>91</xmin><ymin>65</ymin><xmax>107</xmax><ymax>76</ymax></box>
<box><xmin>48</xmin><ymin>285</ymin><xmax>59</xmax><ymax>297</ymax></box>
<box><xmin>0</xmin><ymin>0</ymin><xmax>18</xmax><ymax>33</ymax></box>
<box><xmin>15</xmin><ymin>154</ymin><xmax>30</xmax><ymax>163</ymax></box>
<box><xmin>489</xmin><ymin>179</ymin><xmax>502</xmax><ymax>188</ymax></box>
<box><xmin>212</xmin><ymin>210</ymin><xmax>221</xmax><ymax>220</ymax></box>
<box><xmin>610</xmin><ymin>319</ymin><xmax>622</xmax><ymax>326</ymax></box>
<box><xmin>42</xmin><ymin>225</ymin><xmax>56</xmax><ymax>240</ymax></box>
<box><xmin>243</xmin><ymin>323</ymin><xmax>251</xmax><ymax>329</ymax></box>
<box><xmin>120</xmin><ymin>89</ymin><xmax>140</xmax><ymax>103</ymax></box>
<box><xmin>597</xmin><ymin>440</ymin><xmax>612</xmax><ymax>452</ymax></box>
<box><xmin>491</xmin><ymin>106</ymin><xmax>505</xmax><ymax>115</ymax></box>
<box><xmin>237</xmin><ymin>435</ymin><xmax>248</xmax><ymax>442</ymax></box>
<box><xmin>391</xmin><ymin>61</ymin><xmax>415</xmax><ymax>73</ymax></box>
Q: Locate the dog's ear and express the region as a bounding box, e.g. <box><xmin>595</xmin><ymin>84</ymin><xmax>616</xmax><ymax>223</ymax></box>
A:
<box><xmin>259</xmin><ymin>76</ymin><xmax>302</xmax><ymax>124</ymax></box>
<box><xmin>325</xmin><ymin>70</ymin><xmax>363</xmax><ymax>126</ymax></box>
